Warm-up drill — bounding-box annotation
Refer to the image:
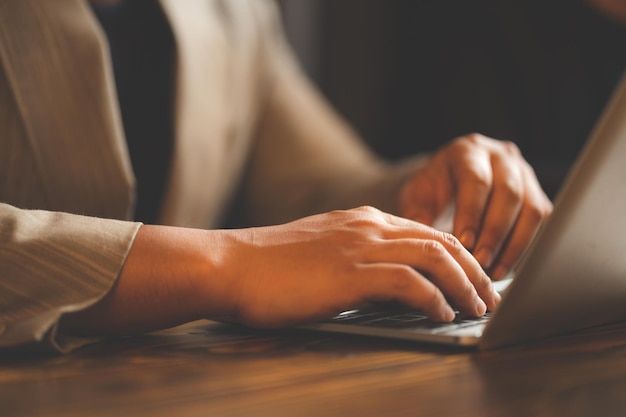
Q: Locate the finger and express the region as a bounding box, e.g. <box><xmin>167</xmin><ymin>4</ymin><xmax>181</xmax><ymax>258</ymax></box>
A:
<box><xmin>359</xmin><ymin>218</ymin><xmax>501</xmax><ymax>311</ymax></box>
<box><xmin>449</xmin><ymin>142</ymin><xmax>493</xmax><ymax>251</ymax></box>
<box><xmin>359</xmin><ymin>237</ymin><xmax>492</xmax><ymax>316</ymax></box>
<box><xmin>472</xmin><ymin>151</ymin><xmax>524</xmax><ymax>269</ymax></box>
<box><xmin>340</xmin><ymin>206</ymin><xmax>437</xmax><ymax>240</ymax></box>
<box><xmin>354</xmin><ymin>263</ymin><xmax>456</xmax><ymax>322</ymax></box>
<box><xmin>431</xmin><ymin>230</ymin><xmax>502</xmax><ymax>311</ymax></box>
<box><xmin>490</xmin><ymin>167</ymin><xmax>553</xmax><ymax>280</ymax></box>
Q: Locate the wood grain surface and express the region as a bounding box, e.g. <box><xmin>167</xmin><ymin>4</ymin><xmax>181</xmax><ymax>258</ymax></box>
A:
<box><xmin>2</xmin><ymin>319</ymin><xmax>626</xmax><ymax>417</ymax></box>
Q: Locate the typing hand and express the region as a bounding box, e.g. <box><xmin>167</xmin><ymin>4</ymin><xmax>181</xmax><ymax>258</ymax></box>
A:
<box><xmin>219</xmin><ymin>206</ymin><xmax>501</xmax><ymax>328</ymax></box>
<box><xmin>399</xmin><ymin>134</ymin><xmax>553</xmax><ymax>280</ymax></box>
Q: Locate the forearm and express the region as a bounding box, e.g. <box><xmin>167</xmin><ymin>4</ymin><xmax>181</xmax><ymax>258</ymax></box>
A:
<box><xmin>323</xmin><ymin>154</ymin><xmax>430</xmax><ymax>217</ymax></box>
<box><xmin>239</xmin><ymin>56</ymin><xmax>430</xmax><ymax>225</ymax></box>
<box><xmin>60</xmin><ymin>208</ymin><xmax>502</xmax><ymax>342</ymax></box>
<box><xmin>59</xmin><ymin>225</ymin><xmax>232</xmax><ymax>337</ymax></box>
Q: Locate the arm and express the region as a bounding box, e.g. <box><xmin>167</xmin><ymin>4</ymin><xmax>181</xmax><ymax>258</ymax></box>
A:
<box><xmin>61</xmin><ymin>0</ymin><xmax>541</xmax><ymax>339</ymax></box>
<box><xmin>60</xmin><ymin>207</ymin><xmax>501</xmax><ymax>338</ymax></box>
<box><xmin>59</xmin><ymin>224</ymin><xmax>222</xmax><ymax>336</ymax></box>
<box><xmin>400</xmin><ymin>134</ymin><xmax>553</xmax><ymax>280</ymax></box>
<box><xmin>0</xmin><ymin>203</ymin><xmax>139</xmax><ymax>352</ymax></box>
<box><xmin>239</xmin><ymin>1</ymin><xmax>552</xmax><ymax>282</ymax></box>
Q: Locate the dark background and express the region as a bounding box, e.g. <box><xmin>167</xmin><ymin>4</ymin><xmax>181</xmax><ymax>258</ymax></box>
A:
<box><xmin>278</xmin><ymin>0</ymin><xmax>626</xmax><ymax>198</ymax></box>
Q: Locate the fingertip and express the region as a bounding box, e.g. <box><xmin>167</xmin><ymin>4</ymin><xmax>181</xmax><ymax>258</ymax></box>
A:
<box><xmin>439</xmin><ymin>304</ymin><xmax>456</xmax><ymax>322</ymax></box>
<box><xmin>475</xmin><ymin>298</ymin><xmax>487</xmax><ymax>317</ymax></box>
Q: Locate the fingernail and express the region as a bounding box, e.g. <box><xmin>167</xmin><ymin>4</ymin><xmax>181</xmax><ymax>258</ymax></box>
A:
<box><xmin>440</xmin><ymin>305</ymin><xmax>456</xmax><ymax>322</ymax></box>
<box><xmin>475</xmin><ymin>298</ymin><xmax>487</xmax><ymax>316</ymax></box>
<box><xmin>475</xmin><ymin>247</ymin><xmax>494</xmax><ymax>269</ymax></box>
<box><xmin>459</xmin><ymin>229</ymin><xmax>476</xmax><ymax>249</ymax></box>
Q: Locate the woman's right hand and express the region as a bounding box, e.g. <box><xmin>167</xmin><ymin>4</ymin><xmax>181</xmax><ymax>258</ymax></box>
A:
<box><xmin>60</xmin><ymin>206</ymin><xmax>500</xmax><ymax>337</ymax></box>
<box><xmin>216</xmin><ymin>206</ymin><xmax>500</xmax><ymax>328</ymax></box>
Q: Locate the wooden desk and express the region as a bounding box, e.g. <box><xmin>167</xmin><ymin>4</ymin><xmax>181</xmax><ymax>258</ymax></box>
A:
<box><xmin>2</xmin><ymin>320</ymin><xmax>626</xmax><ymax>417</ymax></box>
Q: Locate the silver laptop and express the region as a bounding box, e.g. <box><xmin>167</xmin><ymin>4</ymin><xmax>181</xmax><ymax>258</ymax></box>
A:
<box><xmin>301</xmin><ymin>71</ymin><xmax>626</xmax><ymax>349</ymax></box>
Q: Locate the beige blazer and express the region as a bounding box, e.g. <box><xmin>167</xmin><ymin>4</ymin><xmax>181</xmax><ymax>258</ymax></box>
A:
<box><xmin>0</xmin><ymin>0</ymin><xmax>419</xmax><ymax>351</ymax></box>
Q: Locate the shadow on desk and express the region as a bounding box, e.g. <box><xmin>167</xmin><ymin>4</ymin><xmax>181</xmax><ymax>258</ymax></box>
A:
<box><xmin>2</xmin><ymin>320</ymin><xmax>626</xmax><ymax>417</ymax></box>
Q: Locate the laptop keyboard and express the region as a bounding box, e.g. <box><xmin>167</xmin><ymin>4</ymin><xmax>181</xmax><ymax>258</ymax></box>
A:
<box><xmin>322</xmin><ymin>278</ymin><xmax>511</xmax><ymax>336</ymax></box>
<box><xmin>327</xmin><ymin>309</ymin><xmax>491</xmax><ymax>335</ymax></box>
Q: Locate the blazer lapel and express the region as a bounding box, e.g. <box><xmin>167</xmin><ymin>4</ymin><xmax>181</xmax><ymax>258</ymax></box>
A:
<box><xmin>0</xmin><ymin>0</ymin><xmax>135</xmax><ymax>219</ymax></box>
<box><xmin>158</xmin><ymin>0</ymin><xmax>232</xmax><ymax>227</ymax></box>
<box><xmin>158</xmin><ymin>0</ymin><xmax>265</xmax><ymax>228</ymax></box>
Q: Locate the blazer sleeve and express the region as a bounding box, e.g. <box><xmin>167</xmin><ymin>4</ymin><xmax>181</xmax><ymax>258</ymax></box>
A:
<box><xmin>0</xmin><ymin>203</ymin><xmax>140</xmax><ymax>353</ymax></box>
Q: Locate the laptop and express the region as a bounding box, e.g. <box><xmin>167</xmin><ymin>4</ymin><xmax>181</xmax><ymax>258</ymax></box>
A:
<box><xmin>300</xmin><ymin>71</ymin><xmax>626</xmax><ymax>349</ymax></box>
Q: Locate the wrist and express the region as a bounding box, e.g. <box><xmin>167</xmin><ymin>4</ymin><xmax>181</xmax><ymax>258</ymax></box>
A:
<box><xmin>60</xmin><ymin>225</ymin><xmax>236</xmax><ymax>336</ymax></box>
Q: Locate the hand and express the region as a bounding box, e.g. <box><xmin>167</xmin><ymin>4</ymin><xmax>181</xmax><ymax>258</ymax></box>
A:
<box><xmin>218</xmin><ymin>206</ymin><xmax>501</xmax><ymax>328</ymax></box>
<box><xmin>59</xmin><ymin>207</ymin><xmax>501</xmax><ymax>338</ymax></box>
<box><xmin>399</xmin><ymin>134</ymin><xmax>553</xmax><ymax>281</ymax></box>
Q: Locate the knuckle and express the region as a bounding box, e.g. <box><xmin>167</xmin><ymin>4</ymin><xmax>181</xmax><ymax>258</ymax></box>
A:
<box><xmin>342</xmin><ymin>206</ymin><xmax>385</xmax><ymax>229</ymax></box>
<box><xmin>448</xmin><ymin>135</ymin><xmax>472</xmax><ymax>154</ymax></box>
<box><xmin>499</xmin><ymin>178</ymin><xmax>524</xmax><ymax>203</ymax></box>
<box><xmin>523</xmin><ymin>159</ymin><xmax>538</xmax><ymax>175</ymax></box>
<box><xmin>526</xmin><ymin>205</ymin><xmax>545</xmax><ymax>224</ymax></box>
<box><xmin>436</xmin><ymin>230</ymin><xmax>463</xmax><ymax>255</ymax></box>
<box><xmin>349</xmin><ymin>216</ymin><xmax>380</xmax><ymax>231</ymax></box>
<box><xmin>526</xmin><ymin>202</ymin><xmax>552</xmax><ymax>224</ymax></box>
<box><xmin>467</xmin><ymin>170</ymin><xmax>492</xmax><ymax>191</ymax></box>
<box><xmin>353</xmin><ymin>205</ymin><xmax>381</xmax><ymax>215</ymax></box>
<box><xmin>462</xmin><ymin>132</ymin><xmax>485</xmax><ymax>145</ymax></box>
<box><xmin>421</xmin><ymin>239</ymin><xmax>447</xmax><ymax>263</ymax></box>
<box><xmin>501</xmin><ymin>140</ymin><xmax>521</xmax><ymax>156</ymax></box>
<box><xmin>327</xmin><ymin>208</ymin><xmax>351</xmax><ymax>222</ymax></box>
<box><xmin>458</xmin><ymin>281</ymin><xmax>477</xmax><ymax>300</ymax></box>
<box><xmin>390</xmin><ymin>265</ymin><xmax>417</xmax><ymax>292</ymax></box>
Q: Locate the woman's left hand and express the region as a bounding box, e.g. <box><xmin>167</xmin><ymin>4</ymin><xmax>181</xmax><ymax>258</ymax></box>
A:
<box><xmin>399</xmin><ymin>133</ymin><xmax>553</xmax><ymax>280</ymax></box>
